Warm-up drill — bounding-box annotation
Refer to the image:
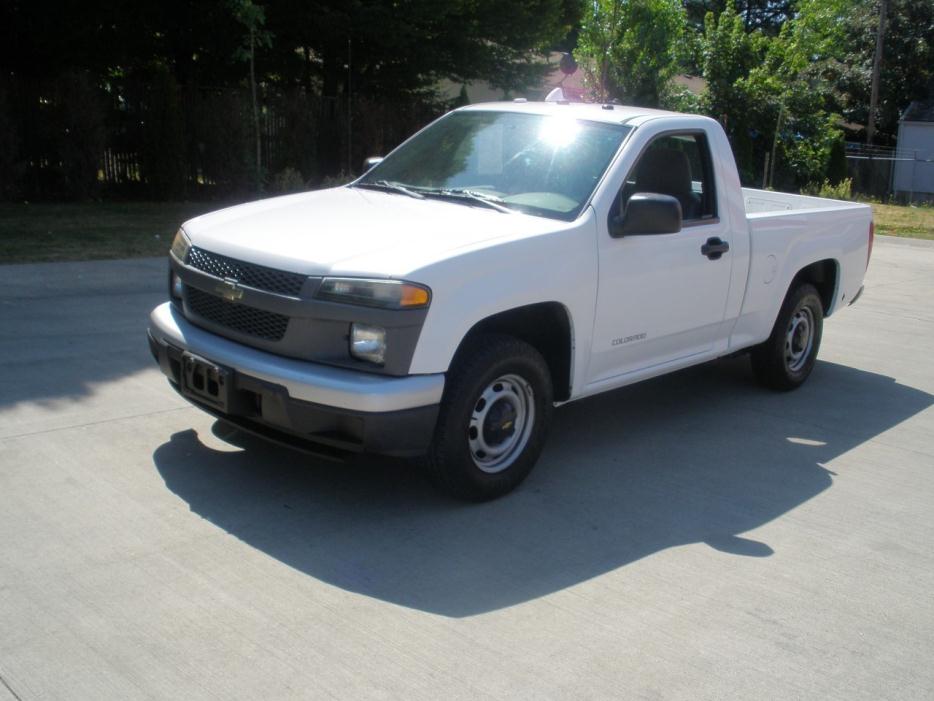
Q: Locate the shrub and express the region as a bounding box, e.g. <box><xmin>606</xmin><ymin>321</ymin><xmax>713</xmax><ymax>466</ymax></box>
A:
<box><xmin>317</xmin><ymin>173</ymin><xmax>354</xmax><ymax>189</ymax></box>
<box><xmin>270</xmin><ymin>167</ymin><xmax>307</xmax><ymax>193</ymax></box>
<box><xmin>801</xmin><ymin>177</ymin><xmax>853</xmax><ymax>200</ymax></box>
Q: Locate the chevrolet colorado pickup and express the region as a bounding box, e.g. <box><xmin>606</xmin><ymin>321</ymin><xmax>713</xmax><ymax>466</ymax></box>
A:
<box><xmin>148</xmin><ymin>100</ymin><xmax>873</xmax><ymax>499</ymax></box>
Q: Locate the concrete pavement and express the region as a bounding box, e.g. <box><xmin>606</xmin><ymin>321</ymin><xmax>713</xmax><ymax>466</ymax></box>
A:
<box><xmin>1</xmin><ymin>237</ymin><xmax>933</xmax><ymax>699</ymax></box>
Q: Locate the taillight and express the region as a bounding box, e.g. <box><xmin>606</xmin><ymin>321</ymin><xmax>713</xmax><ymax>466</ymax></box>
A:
<box><xmin>867</xmin><ymin>220</ymin><xmax>874</xmax><ymax>269</ymax></box>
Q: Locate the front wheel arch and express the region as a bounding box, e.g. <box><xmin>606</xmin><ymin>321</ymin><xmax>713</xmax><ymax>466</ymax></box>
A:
<box><xmin>450</xmin><ymin>302</ymin><xmax>574</xmax><ymax>402</ymax></box>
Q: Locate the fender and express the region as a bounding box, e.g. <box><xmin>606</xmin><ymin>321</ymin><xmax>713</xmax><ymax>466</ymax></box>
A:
<box><xmin>406</xmin><ymin>210</ymin><xmax>598</xmax><ymax>401</ymax></box>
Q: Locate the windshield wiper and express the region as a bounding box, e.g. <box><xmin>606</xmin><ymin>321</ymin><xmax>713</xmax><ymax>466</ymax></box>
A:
<box><xmin>421</xmin><ymin>188</ymin><xmax>514</xmax><ymax>213</ymax></box>
<box><xmin>353</xmin><ymin>180</ymin><xmax>425</xmax><ymax>199</ymax></box>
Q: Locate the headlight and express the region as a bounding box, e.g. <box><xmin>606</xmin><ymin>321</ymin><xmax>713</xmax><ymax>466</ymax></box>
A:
<box><xmin>350</xmin><ymin>323</ymin><xmax>386</xmax><ymax>365</ymax></box>
<box><xmin>170</xmin><ymin>229</ymin><xmax>191</xmax><ymax>262</ymax></box>
<box><xmin>316</xmin><ymin>278</ymin><xmax>430</xmax><ymax>309</ymax></box>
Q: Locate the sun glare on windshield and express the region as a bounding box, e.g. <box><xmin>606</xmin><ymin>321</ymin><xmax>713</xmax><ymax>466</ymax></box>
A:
<box><xmin>538</xmin><ymin>116</ymin><xmax>580</xmax><ymax>148</ymax></box>
<box><xmin>360</xmin><ymin>111</ymin><xmax>630</xmax><ymax>220</ymax></box>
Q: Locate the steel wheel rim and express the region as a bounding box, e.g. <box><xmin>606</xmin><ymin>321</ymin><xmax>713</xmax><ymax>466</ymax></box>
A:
<box><xmin>785</xmin><ymin>306</ymin><xmax>814</xmax><ymax>373</ymax></box>
<box><xmin>467</xmin><ymin>374</ymin><xmax>535</xmax><ymax>474</ymax></box>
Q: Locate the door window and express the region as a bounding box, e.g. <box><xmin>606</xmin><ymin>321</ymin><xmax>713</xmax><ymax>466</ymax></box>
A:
<box><xmin>620</xmin><ymin>133</ymin><xmax>717</xmax><ymax>223</ymax></box>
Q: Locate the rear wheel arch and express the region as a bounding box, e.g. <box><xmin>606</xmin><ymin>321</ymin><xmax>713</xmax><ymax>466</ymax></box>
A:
<box><xmin>787</xmin><ymin>258</ymin><xmax>839</xmax><ymax>317</ymax></box>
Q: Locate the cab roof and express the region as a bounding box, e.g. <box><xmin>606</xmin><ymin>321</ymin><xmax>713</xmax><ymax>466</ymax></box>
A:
<box><xmin>456</xmin><ymin>100</ymin><xmax>684</xmax><ymax>126</ymax></box>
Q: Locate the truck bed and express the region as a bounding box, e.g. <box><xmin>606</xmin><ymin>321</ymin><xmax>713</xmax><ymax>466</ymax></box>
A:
<box><xmin>725</xmin><ymin>188</ymin><xmax>873</xmax><ymax>353</ymax></box>
<box><xmin>742</xmin><ymin>187</ymin><xmax>869</xmax><ymax>216</ymax></box>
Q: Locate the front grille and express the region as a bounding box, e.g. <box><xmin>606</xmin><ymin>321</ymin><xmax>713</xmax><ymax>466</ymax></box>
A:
<box><xmin>187</xmin><ymin>247</ymin><xmax>307</xmax><ymax>297</ymax></box>
<box><xmin>187</xmin><ymin>287</ymin><xmax>289</xmax><ymax>341</ymax></box>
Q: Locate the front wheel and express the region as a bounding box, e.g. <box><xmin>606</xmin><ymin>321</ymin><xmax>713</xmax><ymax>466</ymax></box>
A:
<box><xmin>751</xmin><ymin>282</ymin><xmax>824</xmax><ymax>391</ymax></box>
<box><xmin>425</xmin><ymin>334</ymin><xmax>553</xmax><ymax>500</ymax></box>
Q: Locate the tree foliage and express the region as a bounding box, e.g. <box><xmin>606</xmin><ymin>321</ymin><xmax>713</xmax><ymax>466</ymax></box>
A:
<box><xmin>575</xmin><ymin>0</ymin><xmax>687</xmax><ymax>106</ymax></box>
<box><xmin>1</xmin><ymin>0</ymin><xmax>932</xmax><ymax>200</ymax></box>
<box><xmin>698</xmin><ymin>6</ymin><xmax>770</xmax><ymax>182</ymax></box>
<box><xmin>683</xmin><ymin>1</ymin><xmax>794</xmax><ymax>33</ymax></box>
<box><xmin>0</xmin><ymin>0</ymin><xmax>580</xmax><ymax>198</ymax></box>
<box><xmin>678</xmin><ymin>0</ymin><xmax>932</xmax><ymax>187</ymax></box>
<box><xmin>701</xmin><ymin>5</ymin><xmax>768</xmax><ymax>121</ymax></box>
<box><xmin>697</xmin><ymin>5</ymin><xmax>849</xmax><ymax>188</ymax></box>
<box><xmin>790</xmin><ymin>0</ymin><xmax>934</xmax><ymax>145</ymax></box>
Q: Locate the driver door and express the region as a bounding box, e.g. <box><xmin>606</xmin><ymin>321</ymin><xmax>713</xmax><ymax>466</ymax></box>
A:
<box><xmin>587</xmin><ymin>131</ymin><xmax>734</xmax><ymax>386</ymax></box>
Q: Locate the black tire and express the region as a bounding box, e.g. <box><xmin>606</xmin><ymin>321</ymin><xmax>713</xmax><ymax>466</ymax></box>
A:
<box><xmin>425</xmin><ymin>333</ymin><xmax>553</xmax><ymax>501</ymax></box>
<box><xmin>751</xmin><ymin>282</ymin><xmax>824</xmax><ymax>391</ymax></box>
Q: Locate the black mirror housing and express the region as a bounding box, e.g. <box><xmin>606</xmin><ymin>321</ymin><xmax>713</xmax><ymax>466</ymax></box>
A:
<box><xmin>611</xmin><ymin>193</ymin><xmax>682</xmax><ymax>238</ymax></box>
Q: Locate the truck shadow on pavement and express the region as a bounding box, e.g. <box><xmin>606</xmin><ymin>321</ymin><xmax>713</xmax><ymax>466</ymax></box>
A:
<box><xmin>153</xmin><ymin>357</ymin><xmax>932</xmax><ymax>617</ymax></box>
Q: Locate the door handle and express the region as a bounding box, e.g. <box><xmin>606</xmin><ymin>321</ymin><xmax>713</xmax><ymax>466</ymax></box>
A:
<box><xmin>701</xmin><ymin>237</ymin><xmax>730</xmax><ymax>260</ymax></box>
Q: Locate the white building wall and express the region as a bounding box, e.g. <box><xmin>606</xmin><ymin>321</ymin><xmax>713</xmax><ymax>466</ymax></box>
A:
<box><xmin>894</xmin><ymin>121</ymin><xmax>934</xmax><ymax>199</ymax></box>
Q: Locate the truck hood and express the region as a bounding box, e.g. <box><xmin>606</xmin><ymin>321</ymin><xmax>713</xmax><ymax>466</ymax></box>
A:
<box><xmin>182</xmin><ymin>186</ymin><xmax>570</xmax><ymax>278</ymax></box>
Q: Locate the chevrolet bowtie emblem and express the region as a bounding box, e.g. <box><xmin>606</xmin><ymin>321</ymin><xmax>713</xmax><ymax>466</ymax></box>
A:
<box><xmin>216</xmin><ymin>277</ymin><xmax>245</xmax><ymax>302</ymax></box>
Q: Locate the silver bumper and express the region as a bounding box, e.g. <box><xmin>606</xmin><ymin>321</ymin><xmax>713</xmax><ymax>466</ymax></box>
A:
<box><xmin>148</xmin><ymin>302</ymin><xmax>444</xmax><ymax>412</ymax></box>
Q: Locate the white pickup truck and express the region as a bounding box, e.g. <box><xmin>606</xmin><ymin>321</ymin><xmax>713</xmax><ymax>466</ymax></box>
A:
<box><xmin>148</xmin><ymin>100</ymin><xmax>873</xmax><ymax>499</ymax></box>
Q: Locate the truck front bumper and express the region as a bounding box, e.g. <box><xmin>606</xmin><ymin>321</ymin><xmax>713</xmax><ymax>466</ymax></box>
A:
<box><xmin>148</xmin><ymin>302</ymin><xmax>443</xmax><ymax>457</ymax></box>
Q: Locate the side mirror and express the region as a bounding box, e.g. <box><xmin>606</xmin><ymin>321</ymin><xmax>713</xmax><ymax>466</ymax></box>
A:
<box><xmin>610</xmin><ymin>193</ymin><xmax>682</xmax><ymax>238</ymax></box>
<box><xmin>363</xmin><ymin>156</ymin><xmax>383</xmax><ymax>172</ymax></box>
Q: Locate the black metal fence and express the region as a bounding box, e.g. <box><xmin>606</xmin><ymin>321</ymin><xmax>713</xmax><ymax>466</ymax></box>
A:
<box><xmin>0</xmin><ymin>72</ymin><xmax>445</xmax><ymax>201</ymax></box>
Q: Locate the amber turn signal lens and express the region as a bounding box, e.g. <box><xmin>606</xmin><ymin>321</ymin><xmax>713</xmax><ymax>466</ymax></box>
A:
<box><xmin>400</xmin><ymin>284</ymin><xmax>430</xmax><ymax>307</ymax></box>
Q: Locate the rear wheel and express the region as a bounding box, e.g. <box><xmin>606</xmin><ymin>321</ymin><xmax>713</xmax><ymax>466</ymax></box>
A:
<box><xmin>426</xmin><ymin>334</ymin><xmax>553</xmax><ymax>500</ymax></box>
<box><xmin>751</xmin><ymin>283</ymin><xmax>824</xmax><ymax>391</ymax></box>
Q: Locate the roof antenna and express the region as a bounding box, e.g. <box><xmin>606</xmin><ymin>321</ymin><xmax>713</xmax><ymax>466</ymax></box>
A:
<box><xmin>545</xmin><ymin>87</ymin><xmax>566</xmax><ymax>103</ymax></box>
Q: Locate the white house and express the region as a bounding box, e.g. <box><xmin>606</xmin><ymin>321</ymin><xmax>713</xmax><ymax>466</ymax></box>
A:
<box><xmin>894</xmin><ymin>100</ymin><xmax>934</xmax><ymax>203</ymax></box>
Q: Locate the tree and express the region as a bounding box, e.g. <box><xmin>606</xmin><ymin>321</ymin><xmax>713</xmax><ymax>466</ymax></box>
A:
<box><xmin>790</xmin><ymin>0</ymin><xmax>934</xmax><ymax>145</ymax></box>
<box><xmin>231</xmin><ymin>0</ymin><xmax>273</xmax><ymax>190</ymax></box>
<box><xmin>696</xmin><ymin>5</ymin><xmax>770</xmax><ymax>181</ymax></box>
<box><xmin>701</xmin><ymin>5</ymin><xmax>766</xmax><ymax>121</ymax></box>
<box><xmin>695</xmin><ymin>5</ymin><xmax>847</xmax><ymax>188</ymax></box>
<box><xmin>575</xmin><ymin>0</ymin><xmax>687</xmax><ymax>106</ymax></box>
<box><xmin>141</xmin><ymin>68</ymin><xmax>188</xmax><ymax>200</ymax></box>
<box><xmin>263</xmin><ymin>0</ymin><xmax>577</xmax><ymax>98</ymax></box>
<box><xmin>262</xmin><ymin>0</ymin><xmax>578</xmax><ymax>175</ymax></box>
<box><xmin>682</xmin><ymin>1</ymin><xmax>794</xmax><ymax>33</ymax></box>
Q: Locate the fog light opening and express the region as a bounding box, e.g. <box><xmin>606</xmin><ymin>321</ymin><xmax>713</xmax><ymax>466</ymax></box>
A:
<box><xmin>350</xmin><ymin>323</ymin><xmax>387</xmax><ymax>365</ymax></box>
<box><xmin>171</xmin><ymin>272</ymin><xmax>184</xmax><ymax>300</ymax></box>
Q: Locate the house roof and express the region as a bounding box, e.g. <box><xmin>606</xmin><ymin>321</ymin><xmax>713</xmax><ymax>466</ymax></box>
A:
<box><xmin>672</xmin><ymin>74</ymin><xmax>707</xmax><ymax>95</ymax></box>
<box><xmin>902</xmin><ymin>100</ymin><xmax>934</xmax><ymax>123</ymax></box>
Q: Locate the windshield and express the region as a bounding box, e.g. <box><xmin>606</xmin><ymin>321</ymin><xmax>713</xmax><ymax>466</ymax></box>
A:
<box><xmin>355</xmin><ymin>111</ymin><xmax>632</xmax><ymax>221</ymax></box>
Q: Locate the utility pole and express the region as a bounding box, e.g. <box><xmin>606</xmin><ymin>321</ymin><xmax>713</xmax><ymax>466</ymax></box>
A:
<box><xmin>867</xmin><ymin>0</ymin><xmax>887</xmax><ymax>145</ymax></box>
<box><xmin>769</xmin><ymin>103</ymin><xmax>784</xmax><ymax>189</ymax></box>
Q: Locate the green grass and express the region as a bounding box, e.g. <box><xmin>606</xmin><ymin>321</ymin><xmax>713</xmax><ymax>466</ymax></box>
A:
<box><xmin>871</xmin><ymin>202</ymin><xmax>934</xmax><ymax>241</ymax></box>
<box><xmin>0</xmin><ymin>201</ymin><xmax>229</xmax><ymax>263</ymax></box>
<box><xmin>2</xmin><ymin>198</ymin><xmax>933</xmax><ymax>265</ymax></box>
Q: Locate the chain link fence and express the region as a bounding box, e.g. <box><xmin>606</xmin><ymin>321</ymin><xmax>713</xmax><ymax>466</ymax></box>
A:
<box><xmin>846</xmin><ymin>143</ymin><xmax>934</xmax><ymax>203</ymax></box>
